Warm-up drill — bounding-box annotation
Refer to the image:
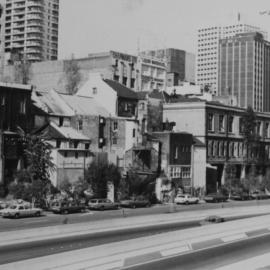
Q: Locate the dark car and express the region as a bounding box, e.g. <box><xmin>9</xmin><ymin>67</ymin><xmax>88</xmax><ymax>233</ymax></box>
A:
<box><xmin>250</xmin><ymin>191</ymin><xmax>270</xmax><ymax>200</ymax></box>
<box><xmin>230</xmin><ymin>192</ymin><xmax>252</xmax><ymax>201</ymax></box>
<box><xmin>51</xmin><ymin>201</ymin><xmax>86</xmax><ymax>214</ymax></box>
<box><xmin>204</xmin><ymin>193</ymin><xmax>228</xmax><ymax>203</ymax></box>
<box><xmin>88</xmin><ymin>198</ymin><xmax>120</xmax><ymax>210</ymax></box>
<box><xmin>120</xmin><ymin>198</ymin><xmax>151</xmax><ymax>208</ymax></box>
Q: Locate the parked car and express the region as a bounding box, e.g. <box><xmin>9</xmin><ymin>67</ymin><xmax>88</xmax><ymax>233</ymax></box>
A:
<box><xmin>204</xmin><ymin>215</ymin><xmax>225</xmax><ymax>223</ymax></box>
<box><xmin>174</xmin><ymin>194</ymin><xmax>199</xmax><ymax>205</ymax></box>
<box><xmin>88</xmin><ymin>198</ymin><xmax>120</xmax><ymax>210</ymax></box>
<box><xmin>204</xmin><ymin>193</ymin><xmax>228</xmax><ymax>203</ymax></box>
<box><xmin>230</xmin><ymin>192</ymin><xmax>252</xmax><ymax>201</ymax></box>
<box><xmin>51</xmin><ymin>201</ymin><xmax>86</xmax><ymax>214</ymax></box>
<box><xmin>2</xmin><ymin>204</ymin><xmax>42</xmax><ymax>218</ymax></box>
<box><xmin>120</xmin><ymin>198</ymin><xmax>151</xmax><ymax>208</ymax></box>
<box><xmin>250</xmin><ymin>191</ymin><xmax>270</xmax><ymax>200</ymax></box>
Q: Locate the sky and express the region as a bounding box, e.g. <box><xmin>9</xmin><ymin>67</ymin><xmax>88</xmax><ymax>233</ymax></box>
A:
<box><xmin>58</xmin><ymin>0</ymin><xmax>270</xmax><ymax>59</ymax></box>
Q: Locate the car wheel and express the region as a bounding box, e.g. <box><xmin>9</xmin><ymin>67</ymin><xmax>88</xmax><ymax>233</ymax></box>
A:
<box><xmin>63</xmin><ymin>210</ymin><xmax>69</xmax><ymax>215</ymax></box>
<box><xmin>146</xmin><ymin>203</ymin><xmax>151</xmax><ymax>207</ymax></box>
<box><xmin>132</xmin><ymin>204</ymin><xmax>136</xmax><ymax>209</ymax></box>
<box><xmin>185</xmin><ymin>201</ymin><xmax>189</xmax><ymax>205</ymax></box>
<box><xmin>35</xmin><ymin>211</ymin><xmax>41</xmax><ymax>217</ymax></box>
<box><xmin>14</xmin><ymin>213</ymin><xmax>19</xmax><ymax>219</ymax></box>
<box><xmin>100</xmin><ymin>206</ymin><xmax>105</xmax><ymax>211</ymax></box>
<box><xmin>196</xmin><ymin>200</ymin><xmax>199</xmax><ymax>204</ymax></box>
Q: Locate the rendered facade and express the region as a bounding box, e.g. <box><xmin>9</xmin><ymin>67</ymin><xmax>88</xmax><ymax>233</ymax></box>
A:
<box><xmin>163</xmin><ymin>99</ymin><xmax>270</xmax><ymax>193</ymax></box>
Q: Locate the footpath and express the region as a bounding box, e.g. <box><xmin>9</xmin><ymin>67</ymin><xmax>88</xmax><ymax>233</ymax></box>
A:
<box><xmin>1</xmin><ymin>204</ymin><xmax>270</xmax><ymax>270</ymax></box>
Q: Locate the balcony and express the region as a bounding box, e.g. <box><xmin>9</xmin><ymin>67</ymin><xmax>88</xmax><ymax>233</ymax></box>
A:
<box><xmin>26</xmin><ymin>41</ymin><xmax>42</xmax><ymax>47</ymax></box>
<box><xmin>27</xmin><ymin>1</ymin><xmax>43</xmax><ymax>8</ymax></box>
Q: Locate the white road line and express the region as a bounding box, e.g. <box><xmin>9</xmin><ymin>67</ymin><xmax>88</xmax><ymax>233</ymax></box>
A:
<box><xmin>215</xmin><ymin>251</ymin><xmax>270</xmax><ymax>270</ymax></box>
<box><xmin>23</xmin><ymin>219</ymin><xmax>49</xmax><ymax>224</ymax></box>
<box><xmin>221</xmin><ymin>233</ymin><xmax>248</xmax><ymax>243</ymax></box>
<box><xmin>161</xmin><ymin>245</ymin><xmax>190</xmax><ymax>257</ymax></box>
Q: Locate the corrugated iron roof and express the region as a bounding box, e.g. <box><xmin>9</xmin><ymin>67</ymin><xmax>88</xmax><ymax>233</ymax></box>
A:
<box><xmin>103</xmin><ymin>79</ymin><xmax>138</xmax><ymax>99</ymax></box>
<box><xmin>60</xmin><ymin>94</ymin><xmax>110</xmax><ymax>117</ymax></box>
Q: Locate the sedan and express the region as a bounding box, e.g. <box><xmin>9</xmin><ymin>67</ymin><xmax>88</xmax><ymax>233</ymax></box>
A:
<box><xmin>204</xmin><ymin>193</ymin><xmax>228</xmax><ymax>203</ymax></box>
<box><xmin>2</xmin><ymin>204</ymin><xmax>42</xmax><ymax>218</ymax></box>
<box><xmin>230</xmin><ymin>192</ymin><xmax>252</xmax><ymax>201</ymax></box>
<box><xmin>250</xmin><ymin>191</ymin><xmax>270</xmax><ymax>200</ymax></box>
<box><xmin>120</xmin><ymin>198</ymin><xmax>151</xmax><ymax>208</ymax></box>
<box><xmin>88</xmin><ymin>199</ymin><xmax>120</xmax><ymax>210</ymax></box>
<box><xmin>174</xmin><ymin>194</ymin><xmax>199</xmax><ymax>205</ymax></box>
<box><xmin>51</xmin><ymin>201</ymin><xmax>86</xmax><ymax>214</ymax></box>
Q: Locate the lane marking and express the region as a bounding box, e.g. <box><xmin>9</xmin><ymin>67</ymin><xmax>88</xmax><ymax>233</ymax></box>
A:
<box><xmin>161</xmin><ymin>245</ymin><xmax>190</xmax><ymax>256</ymax></box>
<box><xmin>221</xmin><ymin>233</ymin><xmax>247</xmax><ymax>243</ymax></box>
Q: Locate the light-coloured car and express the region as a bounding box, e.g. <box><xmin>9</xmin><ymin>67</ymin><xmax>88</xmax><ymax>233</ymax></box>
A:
<box><xmin>2</xmin><ymin>204</ymin><xmax>42</xmax><ymax>218</ymax></box>
<box><xmin>88</xmin><ymin>199</ymin><xmax>120</xmax><ymax>210</ymax></box>
<box><xmin>174</xmin><ymin>194</ymin><xmax>199</xmax><ymax>205</ymax></box>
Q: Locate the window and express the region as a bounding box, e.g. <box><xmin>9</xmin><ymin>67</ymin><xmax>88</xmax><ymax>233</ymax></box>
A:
<box><xmin>113</xmin><ymin>121</ymin><xmax>118</xmax><ymax>131</ymax></box>
<box><xmin>265</xmin><ymin>122</ymin><xmax>269</xmax><ymax>138</ymax></box>
<box><xmin>218</xmin><ymin>115</ymin><xmax>225</xmax><ymax>132</ymax></box>
<box><xmin>182</xmin><ymin>167</ymin><xmax>191</xmax><ymax>178</ymax></box>
<box><xmin>75</xmin><ymin>152</ymin><xmax>78</xmax><ymax>159</ymax></box>
<box><xmin>19</xmin><ymin>98</ymin><xmax>26</xmax><ymax>114</ymax></box>
<box><xmin>112</xmin><ymin>137</ymin><xmax>117</xmax><ymax>145</ymax></box>
<box><xmin>239</xmin><ymin>118</ymin><xmax>245</xmax><ymax>134</ymax></box>
<box><xmin>64</xmin><ymin>151</ymin><xmax>68</xmax><ymax>158</ymax></box>
<box><xmin>208</xmin><ymin>113</ymin><xmax>214</xmax><ymax>131</ymax></box>
<box><xmin>140</xmin><ymin>102</ymin><xmax>145</xmax><ymax>110</ymax></box>
<box><xmin>256</xmin><ymin>122</ymin><xmax>261</xmax><ymax>136</ymax></box>
<box><xmin>78</xmin><ymin>119</ymin><xmax>83</xmax><ymax>130</ymax></box>
<box><xmin>132</xmin><ymin>128</ymin><xmax>136</xmax><ymax>138</ymax></box>
<box><xmin>92</xmin><ymin>87</ymin><xmax>97</xmax><ymax>94</ymax></box>
<box><xmin>175</xmin><ymin>147</ymin><xmax>178</xmax><ymax>159</ymax></box>
<box><xmin>228</xmin><ymin>116</ymin><xmax>234</xmax><ymax>133</ymax></box>
<box><xmin>0</xmin><ymin>95</ymin><xmax>5</xmax><ymax>106</ymax></box>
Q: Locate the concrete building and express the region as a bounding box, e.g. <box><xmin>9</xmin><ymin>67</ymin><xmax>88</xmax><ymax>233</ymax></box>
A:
<box><xmin>163</xmin><ymin>98</ymin><xmax>270</xmax><ymax>193</ymax></box>
<box><xmin>196</xmin><ymin>23</ymin><xmax>267</xmax><ymax>94</ymax></box>
<box><xmin>219</xmin><ymin>32</ymin><xmax>270</xmax><ymax>112</ymax></box>
<box><xmin>1</xmin><ymin>0</ymin><xmax>59</xmax><ymax>63</ymax></box>
<box><xmin>143</xmin><ymin>48</ymin><xmax>195</xmax><ymax>86</ymax></box>
<box><xmin>2</xmin><ymin>50</ymin><xmax>167</xmax><ymax>93</ymax></box>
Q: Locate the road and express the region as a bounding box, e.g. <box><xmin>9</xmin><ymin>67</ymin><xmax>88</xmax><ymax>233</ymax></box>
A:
<box><xmin>125</xmin><ymin>233</ymin><xmax>270</xmax><ymax>270</ymax></box>
<box><xmin>0</xmin><ymin>220</ymin><xmax>201</xmax><ymax>265</ymax></box>
<box><xmin>0</xmin><ymin>199</ymin><xmax>269</xmax><ymax>232</ymax></box>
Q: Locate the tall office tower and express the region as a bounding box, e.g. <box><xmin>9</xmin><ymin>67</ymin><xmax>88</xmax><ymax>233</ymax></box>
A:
<box><xmin>2</xmin><ymin>0</ymin><xmax>59</xmax><ymax>63</ymax></box>
<box><xmin>196</xmin><ymin>23</ymin><xmax>267</xmax><ymax>94</ymax></box>
<box><xmin>219</xmin><ymin>32</ymin><xmax>270</xmax><ymax>112</ymax></box>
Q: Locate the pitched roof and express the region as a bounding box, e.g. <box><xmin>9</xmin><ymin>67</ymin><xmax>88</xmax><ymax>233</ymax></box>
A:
<box><xmin>39</xmin><ymin>122</ymin><xmax>90</xmax><ymax>141</ymax></box>
<box><xmin>60</xmin><ymin>94</ymin><xmax>110</xmax><ymax>117</ymax></box>
<box><xmin>103</xmin><ymin>79</ymin><xmax>138</xmax><ymax>99</ymax></box>
<box><xmin>137</xmin><ymin>90</ymin><xmax>170</xmax><ymax>101</ymax></box>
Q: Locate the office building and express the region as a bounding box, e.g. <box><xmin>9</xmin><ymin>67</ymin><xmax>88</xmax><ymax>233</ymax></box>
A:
<box><xmin>196</xmin><ymin>23</ymin><xmax>267</xmax><ymax>94</ymax></box>
<box><xmin>2</xmin><ymin>0</ymin><xmax>59</xmax><ymax>63</ymax></box>
<box><xmin>219</xmin><ymin>32</ymin><xmax>270</xmax><ymax>112</ymax></box>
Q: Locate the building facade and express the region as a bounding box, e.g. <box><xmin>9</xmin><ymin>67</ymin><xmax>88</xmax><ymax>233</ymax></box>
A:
<box><xmin>219</xmin><ymin>32</ymin><xmax>270</xmax><ymax>112</ymax></box>
<box><xmin>196</xmin><ymin>23</ymin><xmax>267</xmax><ymax>94</ymax></box>
<box><xmin>143</xmin><ymin>48</ymin><xmax>195</xmax><ymax>86</ymax></box>
<box><xmin>163</xmin><ymin>99</ymin><xmax>270</xmax><ymax>193</ymax></box>
<box><xmin>1</xmin><ymin>0</ymin><xmax>59</xmax><ymax>63</ymax></box>
<box><xmin>0</xmin><ymin>82</ymin><xmax>32</xmax><ymax>186</ymax></box>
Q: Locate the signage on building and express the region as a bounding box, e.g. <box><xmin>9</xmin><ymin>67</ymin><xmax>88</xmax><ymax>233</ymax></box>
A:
<box><xmin>111</xmin><ymin>51</ymin><xmax>137</xmax><ymax>63</ymax></box>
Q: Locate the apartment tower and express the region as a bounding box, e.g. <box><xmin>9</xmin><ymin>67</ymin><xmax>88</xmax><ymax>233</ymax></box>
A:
<box><xmin>2</xmin><ymin>0</ymin><xmax>59</xmax><ymax>63</ymax></box>
<box><xmin>196</xmin><ymin>23</ymin><xmax>267</xmax><ymax>94</ymax></box>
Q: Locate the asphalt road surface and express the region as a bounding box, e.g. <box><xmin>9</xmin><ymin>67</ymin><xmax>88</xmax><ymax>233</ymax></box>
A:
<box><xmin>0</xmin><ymin>199</ymin><xmax>269</xmax><ymax>232</ymax></box>
<box><xmin>124</xmin><ymin>232</ymin><xmax>270</xmax><ymax>270</ymax></box>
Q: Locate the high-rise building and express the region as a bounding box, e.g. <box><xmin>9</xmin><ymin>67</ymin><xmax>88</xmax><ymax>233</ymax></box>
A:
<box><xmin>219</xmin><ymin>32</ymin><xmax>270</xmax><ymax>112</ymax></box>
<box><xmin>1</xmin><ymin>0</ymin><xmax>59</xmax><ymax>63</ymax></box>
<box><xmin>196</xmin><ymin>23</ymin><xmax>267</xmax><ymax>94</ymax></box>
<box><xmin>143</xmin><ymin>48</ymin><xmax>195</xmax><ymax>86</ymax></box>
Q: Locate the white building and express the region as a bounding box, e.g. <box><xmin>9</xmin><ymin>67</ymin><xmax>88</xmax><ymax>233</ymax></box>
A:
<box><xmin>196</xmin><ymin>22</ymin><xmax>267</xmax><ymax>94</ymax></box>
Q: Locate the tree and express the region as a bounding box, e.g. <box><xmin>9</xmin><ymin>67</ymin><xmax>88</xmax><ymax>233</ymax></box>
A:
<box><xmin>85</xmin><ymin>161</ymin><xmax>121</xmax><ymax>199</ymax></box>
<box><xmin>8</xmin><ymin>128</ymin><xmax>55</xmax><ymax>201</ymax></box>
<box><xmin>147</xmin><ymin>102</ymin><xmax>163</xmax><ymax>132</ymax></box>
<box><xmin>64</xmin><ymin>56</ymin><xmax>81</xmax><ymax>95</ymax></box>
